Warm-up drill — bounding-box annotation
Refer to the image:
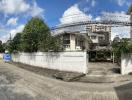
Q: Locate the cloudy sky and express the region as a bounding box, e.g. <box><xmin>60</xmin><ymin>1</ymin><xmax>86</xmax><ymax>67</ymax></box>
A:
<box><xmin>0</xmin><ymin>0</ymin><xmax>131</xmax><ymax>42</ymax></box>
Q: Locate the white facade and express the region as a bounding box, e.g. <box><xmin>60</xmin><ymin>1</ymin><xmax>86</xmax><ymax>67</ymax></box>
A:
<box><xmin>12</xmin><ymin>52</ymin><xmax>88</xmax><ymax>74</ymax></box>
<box><xmin>61</xmin><ymin>33</ymin><xmax>89</xmax><ymax>51</ymax></box>
<box><xmin>87</xmin><ymin>32</ymin><xmax>105</xmax><ymax>43</ymax></box>
<box><xmin>0</xmin><ymin>53</ymin><xmax>3</xmax><ymax>59</ymax></box>
<box><xmin>52</xmin><ymin>23</ymin><xmax>111</xmax><ymax>51</ymax></box>
<box><xmin>121</xmin><ymin>54</ymin><xmax>132</xmax><ymax>75</ymax></box>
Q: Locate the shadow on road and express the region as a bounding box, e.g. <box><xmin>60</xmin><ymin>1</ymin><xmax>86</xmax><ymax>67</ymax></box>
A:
<box><xmin>0</xmin><ymin>85</ymin><xmax>46</xmax><ymax>100</ymax></box>
<box><xmin>114</xmin><ymin>82</ymin><xmax>132</xmax><ymax>100</ymax></box>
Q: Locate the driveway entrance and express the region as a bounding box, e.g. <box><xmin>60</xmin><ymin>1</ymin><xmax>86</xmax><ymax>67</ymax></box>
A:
<box><xmin>88</xmin><ymin>62</ymin><xmax>120</xmax><ymax>75</ymax></box>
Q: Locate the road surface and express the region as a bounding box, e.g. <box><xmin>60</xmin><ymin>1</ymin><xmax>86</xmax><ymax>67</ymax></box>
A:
<box><xmin>0</xmin><ymin>60</ymin><xmax>132</xmax><ymax>100</ymax></box>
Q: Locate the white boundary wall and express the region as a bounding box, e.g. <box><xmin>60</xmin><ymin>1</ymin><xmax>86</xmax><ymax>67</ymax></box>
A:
<box><xmin>0</xmin><ymin>53</ymin><xmax>3</xmax><ymax>59</ymax></box>
<box><xmin>12</xmin><ymin>52</ymin><xmax>88</xmax><ymax>74</ymax></box>
<box><xmin>121</xmin><ymin>54</ymin><xmax>132</xmax><ymax>75</ymax></box>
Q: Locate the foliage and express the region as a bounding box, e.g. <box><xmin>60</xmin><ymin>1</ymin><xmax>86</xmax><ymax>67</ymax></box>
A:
<box><xmin>8</xmin><ymin>33</ymin><xmax>22</xmax><ymax>53</ymax></box>
<box><xmin>0</xmin><ymin>40</ymin><xmax>12</xmax><ymax>53</ymax></box>
<box><xmin>8</xmin><ymin>17</ymin><xmax>62</xmax><ymax>53</ymax></box>
<box><xmin>89</xmin><ymin>50</ymin><xmax>111</xmax><ymax>62</ymax></box>
<box><xmin>1</xmin><ymin>43</ymin><xmax>7</xmax><ymax>52</ymax></box>
<box><xmin>21</xmin><ymin>17</ymin><xmax>46</xmax><ymax>52</ymax></box>
<box><xmin>49</xmin><ymin>36</ymin><xmax>63</xmax><ymax>52</ymax></box>
<box><xmin>7</xmin><ymin>40</ymin><xmax>13</xmax><ymax>53</ymax></box>
<box><xmin>0</xmin><ymin>40</ymin><xmax>4</xmax><ymax>52</ymax></box>
<box><xmin>127</xmin><ymin>4</ymin><xmax>132</xmax><ymax>14</ymax></box>
<box><xmin>112</xmin><ymin>38</ymin><xmax>132</xmax><ymax>61</ymax></box>
<box><xmin>81</xmin><ymin>33</ymin><xmax>92</xmax><ymax>50</ymax></box>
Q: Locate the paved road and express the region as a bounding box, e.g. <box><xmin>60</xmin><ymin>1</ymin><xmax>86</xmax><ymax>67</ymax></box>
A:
<box><xmin>88</xmin><ymin>62</ymin><xmax>120</xmax><ymax>75</ymax></box>
<box><xmin>0</xmin><ymin>60</ymin><xmax>132</xmax><ymax>100</ymax></box>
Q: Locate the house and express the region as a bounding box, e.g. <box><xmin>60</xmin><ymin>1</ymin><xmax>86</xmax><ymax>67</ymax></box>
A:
<box><xmin>52</xmin><ymin>23</ymin><xmax>111</xmax><ymax>51</ymax></box>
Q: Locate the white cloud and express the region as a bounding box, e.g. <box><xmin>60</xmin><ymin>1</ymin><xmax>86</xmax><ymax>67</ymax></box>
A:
<box><xmin>0</xmin><ymin>33</ymin><xmax>10</xmax><ymax>43</ymax></box>
<box><xmin>0</xmin><ymin>0</ymin><xmax>30</xmax><ymax>14</ymax></box>
<box><xmin>116</xmin><ymin>0</ymin><xmax>130</xmax><ymax>6</ymax></box>
<box><xmin>126</xmin><ymin>2</ymin><xmax>131</xmax><ymax>7</ymax></box>
<box><xmin>94</xmin><ymin>16</ymin><xmax>101</xmax><ymax>21</ymax></box>
<box><xmin>117</xmin><ymin>0</ymin><xmax>126</xmax><ymax>6</ymax></box>
<box><xmin>10</xmin><ymin>24</ymin><xmax>24</xmax><ymax>38</ymax></box>
<box><xmin>101</xmin><ymin>12</ymin><xmax>131</xmax><ymax>40</ymax></box>
<box><xmin>83</xmin><ymin>7</ymin><xmax>90</xmax><ymax>12</ymax></box>
<box><xmin>0</xmin><ymin>0</ymin><xmax>44</xmax><ymax>43</ymax></box>
<box><xmin>1</xmin><ymin>25</ymin><xmax>24</xmax><ymax>43</ymax></box>
<box><xmin>60</xmin><ymin>4</ymin><xmax>92</xmax><ymax>24</ymax></box>
<box><xmin>101</xmin><ymin>12</ymin><xmax>130</xmax><ymax>22</ymax></box>
<box><xmin>111</xmin><ymin>26</ymin><xmax>130</xmax><ymax>40</ymax></box>
<box><xmin>0</xmin><ymin>0</ymin><xmax>44</xmax><ymax>17</ymax></box>
<box><xmin>29</xmin><ymin>1</ymin><xmax>44</xmax><ymax>17</ymax></box>
<box><xmin>86</xmin><ymin>0</ymin><xmax>89</xmax><ymax>2</ymax></box>
<box><xmin>7</xmin><ymin>17</ymin><xmax>18</xmax><ymax>26</ymax></box>
<box><xmin>91</xmin><ymin>0</ymin><xmax>96</xmax><ymax>7</ymax></box>
<box><xmin>86</xmin><ymin>0</ymin><xmax>97</xmax><ymax>7</ymax></box>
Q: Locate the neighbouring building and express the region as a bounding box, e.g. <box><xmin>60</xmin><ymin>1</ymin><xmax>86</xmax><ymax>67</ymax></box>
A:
<box><xmin>52</xmin><ymin>23</ymin><xmax>111</xmax><ymax>51</ymax></box>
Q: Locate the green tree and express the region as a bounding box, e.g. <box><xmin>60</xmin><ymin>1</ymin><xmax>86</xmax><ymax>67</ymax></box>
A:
<box><xmin>9</xmin><ymin>33</ymin><xmax>22</xmax><ymax>52</ymax></box>
<box><xmin>127</xmin><ymin>4</ymin><xmax>132</xmax><ymax>14</ymax></box>
<box><xmin>6</xmin><ymin>40</ymin><xmax>13</xmax><ymax>53</ymax></box>
<box><xmin>48</xmin><ymin>36</ymin><xmax>63</xmax><ymax>52</ymax></box>
<box><xmin>112</xmin><ymin>38</ymin><xmax>132</xmax><ymax>63</ymax></box>
<box><xmin>21</xmin><ymin>17</ymin><xmax>62</xmax><ymax>52</ymax></box>
<box><xmin>0</xmin><ymin>40</ymin><xmax>4</xmax><ymax>52</ymax></box>
<box><xmin>2</xmin><ymin>43</ymin><xmax>7</xmax><ymax>52</ymax></box>
<box><xmin>21</xmin><ymin>17</ymin><xmax>50</xmax><ymax>52</ymax></box>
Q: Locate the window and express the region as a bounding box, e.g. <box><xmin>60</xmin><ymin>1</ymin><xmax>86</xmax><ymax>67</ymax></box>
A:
<box><xmin>95</xmin><ymin>26</ymin><xmax>106</xmax><ymax>32</ymax></box>
<box><xmin>63</xmin><ymin>34</ymin><xmax>70</xmax><ymax>48</ymax></box>
<box><xmin>63</xmin><ymin>34</ymin><xmax>70</xmax><ymax>40</ymax></box>
<box><xmin>91</xmin><ymin>35</ymin><xmax>96</xmax><ymax>39</ymax></box>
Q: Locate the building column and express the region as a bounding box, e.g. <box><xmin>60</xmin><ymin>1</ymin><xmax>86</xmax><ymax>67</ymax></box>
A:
<box><xmin>70</xmin><ymin>34</ymin><xmax>76</xmax><ymax>51</ymax></box>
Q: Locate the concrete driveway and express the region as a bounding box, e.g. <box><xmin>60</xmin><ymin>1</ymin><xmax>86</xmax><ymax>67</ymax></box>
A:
<box><xmin>0</xmin><ymin>60</ymin><xmax>132</xmax><ymax>100</ymax></box>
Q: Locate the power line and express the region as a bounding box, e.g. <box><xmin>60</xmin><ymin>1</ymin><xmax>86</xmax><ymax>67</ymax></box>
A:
<box><xmin>46</xmin><ymin>11</ymin><xmax>131</xmax><ymax>28</ymax></box>
<box><xmin>51</xmin><ymin>20</ymin><xmax>132</xmax><ymax>30</ymax></box>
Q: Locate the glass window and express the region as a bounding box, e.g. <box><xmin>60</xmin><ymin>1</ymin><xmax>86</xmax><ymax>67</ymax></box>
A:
<box><xmin>63</xmin><ymin>34</ymin><xmax>70</xmax><ymax>40</ymax></box>
<box><xmin>63</xmin><ymin>40</ymin><xmax>70</xmax><ymax>44</ymax></box>
<box><xmin>63</xmin><ymin>34</ymin><xmax>70</xmax><ymax>48</ymax></box>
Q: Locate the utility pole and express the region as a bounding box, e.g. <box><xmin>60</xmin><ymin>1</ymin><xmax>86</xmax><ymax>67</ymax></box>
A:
<box><xmin>9</xmin><ymin>33</ymin><xmax>12</xmax><ymax>41</ymax></box>
<box><xmin>8</xmin><ymin>33</ymin><xmax>12</xmax><ymax>53</ymax></box>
